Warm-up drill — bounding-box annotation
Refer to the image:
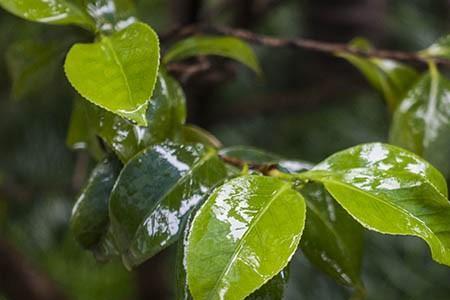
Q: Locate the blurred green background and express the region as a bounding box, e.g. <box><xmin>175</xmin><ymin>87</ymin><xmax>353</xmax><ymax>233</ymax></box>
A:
<box><xmin>1</xmin><ymin>0</ymin><xmax>450</xmax><ymax>299</ymax></box>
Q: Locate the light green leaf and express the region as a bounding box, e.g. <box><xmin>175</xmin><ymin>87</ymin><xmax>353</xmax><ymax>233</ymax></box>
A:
<box><xmin>339</xmin><ymin>39</ymin><xmax>419</xmax><ymax>110</ymax></box>
<box><xmin>68</xmin><ymin>71</ymin><xmax>186</xmax><ymax>162</ymax></box>
<box><xmin>64</xmin><ymin>22</ymin><xmax>160</xmax><ymax>126</ymax></box>
<box><xmin>163</xmin><ymin>36</ymin><xmax>261</xmax><ymax>75</ymax></box>
<box><xmin>421</xmin><ymin>35</ymin><xmax>450</xmax><ymax>60</ymax></box>
<box><xmin>299</xmin><ymin>182</ymin><xmax>364</xmax><ymax>291</ymax></box>
<box><xmin>71</xmin><ymin>157</ymin><xmax>121</xmax><ymax>249</ymax></box>
<box><xmin>186</xmin><ymin>175</ymin><xmax>306</xmax><ymax>300</ymax></box>
<box><xmin>299</xmin><ymin>143</ymin><xmax>450</xmax><ymax>267</ymax></box>
<box><xmin>176</xmin><ymin>209</ymin><xmax>290</xmax><ymax>300</ymax></box>
<box><xmin>109</xmin><ymin>142</ymin><xmax>227</xmax><ymax>269</ymax></box>
<box><xmin>0</xmin><ymin>0</ymin><xmax>95</xmax><ymax>29</ymax></box>
<box><xmin>390</xmin><ymin>67</ymin><xmax>450</xmax><ymax>177</ymax></box>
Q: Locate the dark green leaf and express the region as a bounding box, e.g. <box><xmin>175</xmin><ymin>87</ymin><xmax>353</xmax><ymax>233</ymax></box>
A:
<box><xmin>64</xmin><ymin>22</ymin><xmax>160</xmax><ymax>126</ymax></box>
<box><xmin>186</xmin><ymin>175</ymin><xmax>306</xmax><ymax>300</ymax></box>
<box><xmin>219</xmin><ymin>146</ymin><xmax>312</xmax><ymax>174</ymax></box>
<box><xmin>299</xmin><ymin>182</ymin><xmax>364</xmax><ymax>291</ymax></box>
<box><xmin>109</xmin><ymin>142</ymin><xmax>227</xmax><ymax>269</ymax></box>
<box><xmin>164</xmin><ymin>36</ymin><xmax>261</xmax><ymax>75</ymax></box>
<box><xmin>0</xmin><ymin>0</ymin><xmax>95</xmax><ymax>30</ymax></box>
<box><xmin>6</xmin><ymin>40</ymin><xmax>63</xmax><ymax>100</ymax></box>
<box><xmin>70</xmin><ymin>157</ymin><xmax>121</xmax><ymax>249</ymax></box>
<box><xmin>219</xmin><ymin>146</ymin><xmax>281</xmax><ymax>164</ymax></box>
<box><xmin>299</xmin><ymin>143</ymin><xmax>450</xmax><ymax>267</ymax></box>
<box><xmin>390</xmin><ymin>68</ymin><xmax>450</xmax><ymax>177</ymax></box>
<box><xmin>246</xmin><ymin>268</ymin><xmax>289</xmax><ymax>300</ymax></box>
<box><xmin>67</xmin><ymin>71</ymin><xmax>186</xmax><ymax>162</ymax></box>
<box><xmin>66</xmin><ymin>97</ymin><xmax>104</xmax><ymax>160</ymax></box>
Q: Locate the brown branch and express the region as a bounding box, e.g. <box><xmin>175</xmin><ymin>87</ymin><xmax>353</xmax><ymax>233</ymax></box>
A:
<box><xmin>161</xmin><ymin>24</ymin><xmax>450</xmax><ymax>67</ymax></box>
<box><xmin>219</xmin><ymin>155</ymin><xmax>277</xmax><ymax>175</ymax></box>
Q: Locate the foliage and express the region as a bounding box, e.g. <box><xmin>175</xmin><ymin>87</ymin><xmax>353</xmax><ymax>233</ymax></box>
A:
<box><xmin>2</xmin><ymin>1</ymin><xmax>450</xmax><ymax>300</ymax></box>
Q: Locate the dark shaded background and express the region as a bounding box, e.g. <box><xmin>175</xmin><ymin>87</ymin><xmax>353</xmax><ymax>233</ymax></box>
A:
<box><xmin>1</xmin><ymin>0</ymin><xmax>450</xmax><ymax>299</ymax></box>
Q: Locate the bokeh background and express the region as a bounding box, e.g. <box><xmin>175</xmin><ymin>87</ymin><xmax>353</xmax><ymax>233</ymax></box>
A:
<box><xmin>1</xmin><ymin>0</ymin><xmax>450</xmax><ymax>299</ymax></box>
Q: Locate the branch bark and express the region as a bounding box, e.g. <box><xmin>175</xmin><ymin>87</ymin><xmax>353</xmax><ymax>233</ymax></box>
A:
<box><xmin>162</xmin><ymin>24</ymin><xmax>450</xmax><ymax>67</ymax></box>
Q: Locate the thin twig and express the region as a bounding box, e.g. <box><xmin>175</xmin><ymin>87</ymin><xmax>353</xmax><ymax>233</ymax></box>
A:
<box><xmin>161</xmin><ymin>24</ymin><xmax>450</xmax><ymax>66</ymax></box>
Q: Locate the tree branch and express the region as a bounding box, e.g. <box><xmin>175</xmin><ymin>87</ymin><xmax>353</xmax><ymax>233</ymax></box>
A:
<box><xmin>162</xmin><ymin>24</ymin><xmax>450</xmax><ymax>67</ymax></box>
<box><xmin>219</xmin><ymin>155</ymin><xmax>277</xmax><ymax>175</ymax></box>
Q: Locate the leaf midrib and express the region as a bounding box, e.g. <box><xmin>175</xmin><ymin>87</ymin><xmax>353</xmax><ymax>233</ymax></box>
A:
<box><xmin>207</xmin><ymin>182</ymin><xmax>291</xmax><ymax>300</ymax></box>
<box><xmin>321</xmin><ymin>178</ymin><xmax>437</xmax><ymax>239</ymax></box>
<box><xmin>103</xmin><ymin>36</ymin><xmax>134</xmax><ymax>107</ymax></box>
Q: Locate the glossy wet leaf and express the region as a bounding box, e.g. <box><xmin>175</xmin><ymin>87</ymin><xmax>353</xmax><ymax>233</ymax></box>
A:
<box><xmin>339</xmin><ymin>40</ymin><xmax>418</xmax><ymax>110</ymax></box>
<box><xmin>0</xmin><ymin>0</ymin><xmax>95</xmax><ymax>30</ymax></box>
<box><xmin>64</xmin><ymin>22</ymin><xmax>160</xmax><ymax>126</ymax></box>
<box><xmin>6</xmin><ymin>40</ymin><xmax>64</xmax><ymax>100</ymax></box>
<box><xmin>390</xmin><ymin>69</ymin><xmax>450</xmax><ymax>177</ymax></box>
<box><xmin>71</xmin><ymin>157</ymin><xmax>121</xmax><ymax>249</ymax></box>
<box><xmin>164</xmin><ymin>36</ymin><xmax>261</xmax><ymax>75</ymax></box>
<box><xmin>246</xmin><ymin>268</ymin><xmax>289</xmax><ymax>300</ymax></box>
<box><xmin>421</xmin><ymin>35</ymin><xmax>450</xmax><ymax>60</ymax></box>
<box><xmin>182</xmin><ymin>125</ymin><xmax>223</xmax><ymax>149</ymax></box>
<box><xmin>176</xmin><ymin>211</ymin><xmax>196</xmax><ymax>300</ymax></box>
<box><xmin>299</xmin><ymin>143</ymin><xmax>450</xmax><ymax>266</ymax></box>
<box><xmin>299</xmin><ymin>182</ymin><xmax>364</xmax><ymax>290</ymax></box>
<box><xmin>109</xmin><ymin>142</ymin><xmax>227</xmax><ymax>268</ymax></box>
<box><xmin>186</xmin><ymin>175</ymin><xmax>306</xmax><ymax>300</ymax></box>
<box><xmin>83</xmin><ymin>0</ymin><xmax>136</xmax><ymax>33</ymax></box>
<box><xmin>69</xmin><ymin>71</ymin><xmax>187</xmax><ymax>162</ymax></box>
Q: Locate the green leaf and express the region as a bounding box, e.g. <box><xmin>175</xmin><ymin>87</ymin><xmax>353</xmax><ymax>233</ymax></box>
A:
<box><xmin>64</xmin><ymin>22</ymin><xmax>160</xmax><ymax>126</ymax></box>
<box><xmin>0</xmin><ymin>0</ymin><xmax>95</xmax><ymax>30</ymax></box>
<box><xmin>181</xmin><ymin>125</ymin><xmax>223</xmax><ymax>149</ymax></box>
<box><xmin>176</xmin><ymin>211</ymin><xmax>196</xmax><ymax>300</ymax></box>
<box><xmin>176</xmin><ymin>207</ymin><xmax>290</xmax><ymax>300</ymax></box>
<box><xmin>186</xmin><ymin>175</ymin><xmax>306</xmax><ymax>300</ymax></box>
<box><xmin>83</xmin><ymin>0</ymin><xmax>136</xmax><ymax>33</ymax></box>
<box><xmin>421</xmin><ymin>35</ymin><xmax>450</xmax><ymax>60</ymax></box>
<box><xmin>299</xmin><ymin>182</ymin><xmax>364</xmax><ymax>291</ymax></box>
<box><xmin>246</xmin><ymin>268</ymin><xmax>289</xmax><ymax>300</ymax></box>
<box><xmin>66</xmin><ymin>97</ymin><xmax>105</xmax><ymax>161</ymax></box>
<box><xmin>299</xmin><ymin>143</ymin><xmax>450</xmax><ymax>267</ymax></box>
<box><xmin>69</xmin><ymin>71</ymin><xmax>186</xmax><ymax>162</ymax></box>
<box><xmin>219</xmin><ymin>146</ymin><xmax>281</xmax><ymax>164</ymax></box>
<box><xmin>163</xmin><ymin>36</ymin><xmax>262</xmax><ymax>75</ymax></box>
<box><xmin>6</xmin><ymin>40</ymin><xmax>64</xmax><ymax>100</ymax></box>
<box><xmin>390</xmin><ymin>67</ymin><xmax>450</xmax><ymax>177</ymax></box>
<box><xmin>109</xmin><ymin>142</ymin><xmax>227</xmax><ymax>268</ymax></box>
<box><xmin>339</xmin><ymin>39</ymin><xmax>419</xmax><ymax>110</ymax></box>
<box><xmin>70</xmin><ymin>157</ymin><xmax>121</xmax><ymax>249</ymax></box>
